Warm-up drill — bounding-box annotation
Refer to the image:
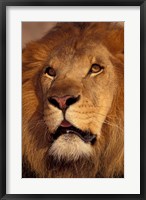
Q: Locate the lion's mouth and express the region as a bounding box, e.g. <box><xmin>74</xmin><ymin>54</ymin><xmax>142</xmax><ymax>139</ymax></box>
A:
<box><xmin>52</xmin><ymin>120</ymin><xmax>96</xmax><ymax>144</ymax></box>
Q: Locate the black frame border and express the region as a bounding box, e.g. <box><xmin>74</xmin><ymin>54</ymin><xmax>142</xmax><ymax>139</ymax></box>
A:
<box><xmin>0</xmin><ymin>0</ymin><xmax>145</xmax><ymax>199</ymax></box>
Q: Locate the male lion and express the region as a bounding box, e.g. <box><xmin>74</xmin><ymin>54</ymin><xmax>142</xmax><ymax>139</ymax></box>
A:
<box><xmin>22</xmin><ymin>22</ymin><xmax>124</xmax><ymax>178</ymax></box>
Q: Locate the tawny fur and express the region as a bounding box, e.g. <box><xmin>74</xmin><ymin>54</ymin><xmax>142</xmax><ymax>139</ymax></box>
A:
<box><xmin>22</xmin><ymin>22</ymin><xmax>124</xmax><ymax>178</ymax></box>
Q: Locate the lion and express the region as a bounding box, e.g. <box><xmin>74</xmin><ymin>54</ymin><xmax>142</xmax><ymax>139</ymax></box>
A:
<box><xmin>22</xmin><ymin>22</ymin><xmax>124</xmax><ymax>178</ymax></box>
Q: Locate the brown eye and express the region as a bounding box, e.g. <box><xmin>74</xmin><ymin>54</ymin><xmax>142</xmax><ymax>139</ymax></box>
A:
<box><xmin>45</xmin><ymin>66</ymin><xmax>56</xmax><ymax>77</ymax></box>
<box><xmin>90</xmin><ymin>64</ymin><xmax>103</xmax><ymax>74</ymax></box>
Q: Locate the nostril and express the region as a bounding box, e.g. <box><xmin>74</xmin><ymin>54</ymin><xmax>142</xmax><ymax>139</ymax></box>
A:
<box><xmin>48</xmin><ymin>97</ymin><xmax>60</xmax><ymax>109</ymax></box>
<box><xmin>48</xmin><ymin>95</ymin><xmax>80</xmax><ymax>110</ymax></box>
<box><xmin>66</xmin><ymin>95</ymin><xmax>80</xmax><ymax>107</ymax></box>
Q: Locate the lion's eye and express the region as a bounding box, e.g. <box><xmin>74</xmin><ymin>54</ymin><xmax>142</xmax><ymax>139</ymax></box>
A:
<box><xmin>44</xmin><ymin>67</ymin><xmax>56</xmax><ymax>77</ymax></box>
<box><xmin>89</xmin><ymin>64</ymin><xmax>103</xmax><ymax>74</ymax></box>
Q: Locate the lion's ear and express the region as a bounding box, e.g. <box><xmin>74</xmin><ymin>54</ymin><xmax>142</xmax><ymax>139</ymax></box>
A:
<box><xmin>104</xmin><ymin>23</ymin><xmax>124</xmax><ymax>58</ymax></box>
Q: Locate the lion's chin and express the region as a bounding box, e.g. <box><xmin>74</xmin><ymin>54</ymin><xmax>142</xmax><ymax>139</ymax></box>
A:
<box><xmin>48</xmin><ymin>134</ymin><xmax>93</xmax><ymax>162</ymax></box>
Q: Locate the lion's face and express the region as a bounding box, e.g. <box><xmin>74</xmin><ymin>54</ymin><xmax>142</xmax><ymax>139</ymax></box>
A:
<box><xmin>41</xmin><ymin>42</ymin><xmax>116</xmax><ymax>160</ymax></box>
<box><xmin>23</xmin><ymin>22</ymin><xmax>124</xmax><ymax>178</ymax></box>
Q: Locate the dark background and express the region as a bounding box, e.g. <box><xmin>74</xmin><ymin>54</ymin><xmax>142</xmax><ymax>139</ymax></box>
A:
<box><xmin>22</xmin><ymin>22</ymin><xmax>56</xmax><ymax>47</ymax></box>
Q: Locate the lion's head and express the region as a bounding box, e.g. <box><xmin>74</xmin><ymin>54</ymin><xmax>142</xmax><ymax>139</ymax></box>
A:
<box><xmin>22</xmin><ymin>22</ymin><xmax>124</xmax><ymax>178</ymax></box>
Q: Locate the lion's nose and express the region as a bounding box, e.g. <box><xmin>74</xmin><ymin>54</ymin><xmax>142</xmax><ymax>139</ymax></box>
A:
<box><xmin>48</xmin><ymin>95</ymin><xmax>80</xmax><ymax>110</ymax></box>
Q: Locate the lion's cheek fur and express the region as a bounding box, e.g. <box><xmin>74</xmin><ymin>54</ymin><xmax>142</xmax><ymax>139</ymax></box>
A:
<box><xmin>44</xmin><ymin>106</ymin><xmax>63</xmax><ymax>133</ymax></box>
<box><xmin>65</xmin><ymin>93</ymin><xmax>113</xmax><ymax>136</ymax></box>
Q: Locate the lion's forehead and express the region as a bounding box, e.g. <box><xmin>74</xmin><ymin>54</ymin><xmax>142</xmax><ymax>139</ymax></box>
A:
<box><xmin>50</xmin><ymin>41</ymin><xmax>109</xmax><ymax>59</ymax></box>
<box><xmin>47</xmin><ymin>43</ymin><xmax>112</xmax><ymax>72</ymax></box>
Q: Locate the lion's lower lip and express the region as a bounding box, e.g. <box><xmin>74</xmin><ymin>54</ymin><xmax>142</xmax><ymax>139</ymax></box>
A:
<box><xmin>52</xmin><ymin>126</ymin><xmax>96</xmax><ymax>144</ymax></box>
